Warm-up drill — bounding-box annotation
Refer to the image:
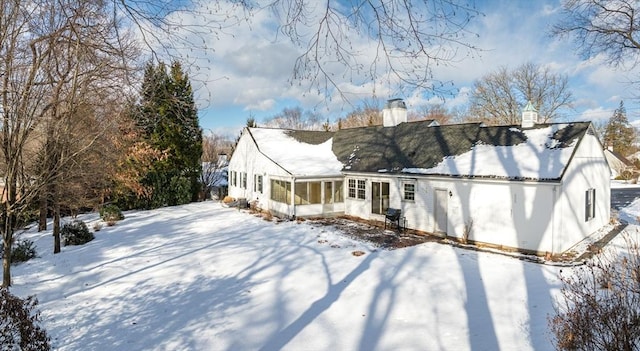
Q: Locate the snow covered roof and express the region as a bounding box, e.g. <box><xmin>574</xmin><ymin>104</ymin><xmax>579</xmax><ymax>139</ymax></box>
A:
<box><xmin>332</xmin><ymin>121</ymin><xmax>592</xmax><ymax>181</ymax></box>
<box><xmin>247</xmin><ymin>121</ymin><xmax>594</xmax><ymax>181</ymax></box>
<box><xmin>248</xmin><ymin>128</ymin><xmax>344</xmax><ymax>177</ymax></box>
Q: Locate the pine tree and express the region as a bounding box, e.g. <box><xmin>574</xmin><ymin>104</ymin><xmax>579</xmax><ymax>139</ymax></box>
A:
<box><xmin>128</xmin><ymin>61</ymin><xmax>202</xmax><ymax>208</ymax></box>
<box><xmin>603</xmin><ymin>101</ymin><xmax>637</xmax><ymax>157</ymax></box>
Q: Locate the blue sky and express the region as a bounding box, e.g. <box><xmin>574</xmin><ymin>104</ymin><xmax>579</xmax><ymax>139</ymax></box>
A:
<box><xmin>168</xmin><ymin>1</ymin><xmax>640</xmax><ymax>137</ymax></box>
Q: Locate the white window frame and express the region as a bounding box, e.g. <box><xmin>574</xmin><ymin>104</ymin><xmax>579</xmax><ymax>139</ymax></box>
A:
<box><xmin>585</xmin><ymin>188</ymin><xmax>596</xmax><ymax>221</ymax></box>
<box><xmin>403</xmin><ymin>182</ymin><xmax>416</xmax><ymax>201</ymax></box>
<box><xmin>347</xmin><ymin>178</ymin><xmax>366</xmax><ymax>200</ymax></box>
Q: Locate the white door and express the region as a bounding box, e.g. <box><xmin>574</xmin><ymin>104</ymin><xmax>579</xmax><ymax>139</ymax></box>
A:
<box><xmin>434</xmin><ymin>189</ymin><xmax>448</xmax><ymax>234</ymax></box>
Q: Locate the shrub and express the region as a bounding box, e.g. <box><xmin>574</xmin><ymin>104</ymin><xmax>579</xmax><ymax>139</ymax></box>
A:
<box><xmin>11</xmin><ymin>240</ymin><xmax>37</xmax><ymax>264</ymax></box>
<box><xmin>549</xmin><ymin>235</ymin><xmax>640</xmax><ymax>350</ymax></box>
<box><xmin>0</xmin><ymin>288</ymin><xmax>50</xmax><ymax>350</ymax></box>
<box><xmin>100</xmin><ymin>204</ymin><xmax>124</xmax><ymax>222</ymax></box>
<box><xmin>61</xmin><ymin>220</ymin><xmax>94</xmax><ymax>246</ymax></box>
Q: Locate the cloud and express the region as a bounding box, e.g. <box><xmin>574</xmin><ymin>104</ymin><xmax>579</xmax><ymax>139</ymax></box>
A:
<box><xmin>244</xmin><ymin>98</ymin><xmax>276</xmax><ymax>111</ymax></box>
<box><xmin>149</xmin><ymin>0</ymin><xmax>640</xmax><ymax>130</ymax></box>
<box><xmin>577</xmin><ymin>107</ymin><xmax>613</xmax><ymax>122</ymax></box>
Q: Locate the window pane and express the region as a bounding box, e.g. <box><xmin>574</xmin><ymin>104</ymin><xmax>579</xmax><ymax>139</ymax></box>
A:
<box><xmin>310</xmin><ymin>182</ymin><xmax>321</xmax><ymax>204</ymax></box>
<box><xmin>357</xmin><ymin>180</ymin><xmax>366</xmax><ymax>199</ymax></box>
<box><xmin>334</xmin><ymin>181</ymin><xmax>343</xmax><ymax>202</ymax></box>
<box><xmin>324</xmin><ymin>182</ymin><xmax>333</xmax><ymax>204</ymax></box>
<box><xmin>285</xmin><ymin>181</ymin><xmax>292</xmax><ymax>205</ymax></box>
<box><xmin>295</xmin><ymin>182</ymin><xmax>308</xmax><ymax>205</ymax></box>
<box><xmin>348</xmin><ymin>179</ymin><xmax>356</xmax><ymax>198</ymax></box>
<box><xmin>404</xmin><ymin>183</ymin><xmax>415</xmax><ymax>200</ymax></box>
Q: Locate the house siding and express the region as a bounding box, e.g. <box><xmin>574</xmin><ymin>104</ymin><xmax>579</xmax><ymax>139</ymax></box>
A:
<box><xmin>344</xmin><ymin>174</ymin><xmax>559</xmax><ymax>252</ymax></box>
<box><xmin>228</xmin><ymin>130</ymin><xmax>292</xmax><ymax>214</ymax></box>
<box><xmin>230</xmin><ymin>122</ymin><xmax>610</xmax><ymax>256</ymax></box>
<box><xmin>229</xmin><ymin>129</ymin><xmax>346</xmax><ymax>218</ymax></box>
<box><xmin>555</xmin><ymin>132</ymin><xmax>611</xmax><ymax>253</ymax></box>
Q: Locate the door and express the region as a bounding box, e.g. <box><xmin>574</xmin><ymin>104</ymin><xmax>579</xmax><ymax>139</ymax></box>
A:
<box><xmin>434</xmin><ymin>189</ymin><xmax>448</xmax><ymax>234</ymax></box>
<box><xmin>371</xmin><ymin>181</ymin><xmax>390</xmax><ymax>215</ymax></box>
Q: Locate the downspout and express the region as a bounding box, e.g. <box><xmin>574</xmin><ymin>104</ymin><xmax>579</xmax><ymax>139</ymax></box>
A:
<box><xmin>291</xmin><ymin>176</ymin><xmax>296</xmax><ymax>219</ymax></box>
<box><xmin>551</xmin><ymin>185</ymin><xmax>557</xmax><ymax>255</ymax></box>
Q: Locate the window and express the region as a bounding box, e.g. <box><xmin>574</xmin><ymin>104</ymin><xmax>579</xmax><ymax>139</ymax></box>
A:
<box><xmin>348</xmin><ymin>179</ymin><xmax>356</xmax><ymax>199</ymax></box>
<box><xmin>585</xmin><ymin>188</ymin><xmax>596</xmax><ymax>221</ymax></box>
<box><xmin>347</xmin><ymin>179</ymin><xmax>365</xmax><ymax>200</ymax></box>
<box><xmin>254</xmin><ymin>175</ymin><xmax>263</xmax><ymax>193</ymax></box>
<box><xmin>241</xmin><ymin>172</ymin><xmax>247</xmax><ymax>189</ymax></box>
<box><xmin>270</xmin><ymin>179</ymin><xmax>291</xmax><ymax>204</ymax></box>
<box><xmin>334</xmin><ymin>181</ymin><xmax>344</xmax><ymax>202</ymax></box>
<box><xmin>403</xmin><ymin>183</ymin><xmax>415</xmax><ymax>201</ymax></box>
<box><xmin>230</xmin><ymin>171</ymin><xmax>237</xmax><ymax>187</ymax></box>
<box><xmin>294</xmin><ymin>182</ymin><xmax>322</xmax><ymax>205</ymax></box>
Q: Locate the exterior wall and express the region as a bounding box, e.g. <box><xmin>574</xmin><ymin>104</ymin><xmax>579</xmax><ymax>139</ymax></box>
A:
<box><xmin>555</xmin><ymin>132</ymin><xmax>611</xmax><ymax>253</ymax></box>
<box><xmin>228</xmin><ymin>129</ymin><xmax>345</xmax><ymax>218</ymax></box>
<box><xmin>227</xmin><ymin>129</ymin><xmax>293</xmax><ymax>215</ymax></box>
<box><xmin>344</xmin><ymin>173</ymin><xmax>559</xmax><ymax>253</ymax></box>
<box><xmin>343</xmin><ymin>130</ymin><xmax>610</xmax><ymax>255</ymax></box>
<box><xmin>232</xmin><ymin>124</ymin><xmax>610</xmax><ymax>255</ymax></box>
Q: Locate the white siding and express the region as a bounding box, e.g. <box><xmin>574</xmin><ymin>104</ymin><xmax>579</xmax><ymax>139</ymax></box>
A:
<box><xmin>229</xmin><ymin>129</ymin><xmax>345</xmax><ymax>218</ymax></box>
<box><xmin>228</xmin><ymin>129</ymin><xmax>293</xmax><ymax>215</ymax></box>
<box><xmin>555</xmin><ymin>132</ymin><xmax>610</xmax><ymax>253</ymax></box>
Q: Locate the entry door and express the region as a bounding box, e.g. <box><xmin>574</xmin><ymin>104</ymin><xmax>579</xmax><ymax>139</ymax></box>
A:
<box><xmin>434</xmin><ymin>189</ymin><xmax>448</xmax><ymax>234</ymax></box>
<box><xmin>371</xmin><ymin>182</ymin><xmax>389</xmax><ymax>215</ymax></box>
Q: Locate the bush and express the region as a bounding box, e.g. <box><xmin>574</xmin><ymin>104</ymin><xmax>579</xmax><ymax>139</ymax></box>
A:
<box><xmin>100</xmin><ymin>204</ymin><xmax>124</xmax><ymax>222</ymax></box>
<box><xmin>0</xmin><ymin>288</ymin><xmax>50</xmax><ymax>350</ymax></box>
<box><xmin>61</xmin><ymin>220</ymin><xmax>94</xmax><ymax>246</ymax></box>
<box><xmin>549</xmin><ymin>235</ymin><xmax>640</xmax><ymax>350</ymax></box>
<box><xmin>11</xmin><ymin>240</ymin><xmax>37</xmax><ymax>264</ymax></box>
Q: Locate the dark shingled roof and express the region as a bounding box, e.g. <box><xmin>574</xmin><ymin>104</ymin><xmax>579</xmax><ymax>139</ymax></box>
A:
<box><xmin>332</xmin><ymin>120</ymin><xmax>592</xmax><ymax>178</ymax></box>
<box><xmin>285</xmin><ymin>130</ymin><xmax>334</xmax><ymax>145</ymax></box>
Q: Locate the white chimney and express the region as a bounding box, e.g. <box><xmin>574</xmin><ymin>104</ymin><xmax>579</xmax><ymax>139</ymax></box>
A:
<box><xmin>383</xmin><ymin>98</ymin><xmax>407</xmax><ymax>127</ymax></box>
<box><xmin>521</xmin><ymin>101</ymin><xmax>538</xmax><ymax>128</ymax></box>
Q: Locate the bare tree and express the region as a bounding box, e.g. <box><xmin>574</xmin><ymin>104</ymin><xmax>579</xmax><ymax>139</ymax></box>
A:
<box><xmin>468</xmin><ymin>62</ymin><xmax>574</xmax><ymax>125</ymax></box>
<box><xmin>550</xmin><ymin>235</ymin><xmax>640</xmax><ymax>350</ymax></box>
<box><xmin>262</xmin><ymin>107</ymin><xmax>323</xmax><ymax>130</ymax></box>
<box><xmin>201</xmin><ymin>132</ymin><xmax>232</xmax><ymax>200</ymax></box>
<box><xmin>267</xmin><ymin>1</ymin><xmax>480</xmax><ymax>99</ymax></box>
<box><xmin>408</xmin><ymin>104</ymin><xmax>455</xmax><ymax>124</ymax></box>
<box><xmin>337</xmin><ymin>101</ymin><xmax>382</xmax><ymax>129</ymax></box>
<box><xmin>553</xmin><ymin>0</ymin><xmax>640</xmax><ymax>69</ymax></box>
<box><xmin>1</xmin><ymin>0</ymin><xmax>137</xmax><ymax>286</ymax></box>
<box><xmin>1</xmin><ymin>0</ymin><xmax>61</xmax><ymax>287</ymax></box>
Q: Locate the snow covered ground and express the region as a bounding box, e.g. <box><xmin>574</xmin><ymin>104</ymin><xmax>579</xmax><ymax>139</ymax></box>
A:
<box><xmin>9</xmin><ymin>192</ymin><xmax>640</xmax><ymax>351</ymax></box>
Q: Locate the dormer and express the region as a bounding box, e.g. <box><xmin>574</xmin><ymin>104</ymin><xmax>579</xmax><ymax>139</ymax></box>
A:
<box><xmin>383</xmin><ymin>98</ymin><xmax>408</xmax><ymax>127</ymax></box>
<box><xmin>521</xmin><ymin>101</ymin><xmax>538</xmax><ymax>128</ymax></box>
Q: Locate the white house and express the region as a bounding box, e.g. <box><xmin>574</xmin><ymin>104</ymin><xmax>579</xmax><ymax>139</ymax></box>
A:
<box><xmin>228</xmin><ymin>99</ymin><xmax>611</xmax><ymax>255</ymax></box>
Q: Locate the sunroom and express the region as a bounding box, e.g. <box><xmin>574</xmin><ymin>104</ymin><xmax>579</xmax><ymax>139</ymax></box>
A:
<box><xmin>268</xmin><ymin>176</ymin><xmax>345</xmax><ymax>218</ymax></box>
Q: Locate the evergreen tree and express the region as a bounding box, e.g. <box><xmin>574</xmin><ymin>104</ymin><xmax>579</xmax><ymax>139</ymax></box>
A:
<box><xmin>130</xmin><ymin>61</ymin><xmax>202</xmax><ymax>208</ymax></box>
<box><xmin>603</xmin><ymin>101</ymin><xmax>637</xmax><ymax>157</ymax></box>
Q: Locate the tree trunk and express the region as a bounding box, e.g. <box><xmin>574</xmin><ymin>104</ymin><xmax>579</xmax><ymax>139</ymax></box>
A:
<box><xmin>38</xmin><ymin>191</ymin><xmax>48</xmax><ymax>231</ymax></box>
<box><xmin>2</xmin><ymin>236</ymin><xmax>11</xmax><ymax>287</ymax></box>
<box><xmin>2</xmin><ymin>204</ymin><xmax>14</xmax><ymax>287</ymax></box>
<box><xmin>53</xmin><ymin>202</ymin><xmax>61</xmax><ymax>254</ymax></box>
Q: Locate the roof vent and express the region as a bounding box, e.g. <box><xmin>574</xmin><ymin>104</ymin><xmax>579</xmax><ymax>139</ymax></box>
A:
<box><xmin>383</xmin><ymin>98</ymin><xmax>408</xmax><ymax>127</ymax></box>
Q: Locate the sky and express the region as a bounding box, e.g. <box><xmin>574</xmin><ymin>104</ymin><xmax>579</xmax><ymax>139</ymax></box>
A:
<box><xmin>160</xmin><ymin>0</ymin><xmax>640</xmax><ymax>137</ymax></box>
<box><xmin>11</xmin><ymin>199</ymin><xmax>638</xmax><ymax>350</ymax></box>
